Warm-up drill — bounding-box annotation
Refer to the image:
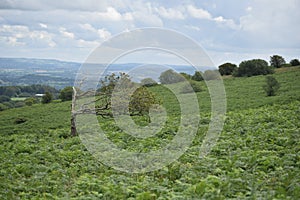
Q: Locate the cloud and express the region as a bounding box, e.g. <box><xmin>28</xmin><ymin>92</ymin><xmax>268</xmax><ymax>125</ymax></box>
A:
<box><xmin>59</xmin><ymin>27</ymin><xmax>75</xmax><ymax>39</ymax></box>
<box><xmin>154</xmin><ymin>6</ymin><xmax>185</xmax><ymax>20</ymax></box>
<box><xmin>0</xmin><ymin>24</ymin><xmax>56</xmax><ymax>47</ymax></box>
<box><xmin>239</xmin><ymin>0</ymin><xmax>300</xmax><ymax>47</ymax></box>
<box><xmin>186</xmin><ymin>5</ymin><xmax>212</xmax><ymax>20</ymax></box>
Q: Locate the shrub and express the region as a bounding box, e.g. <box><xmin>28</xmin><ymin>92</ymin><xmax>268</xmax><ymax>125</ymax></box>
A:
<box><xmin>59</xmin><ymin>86</ymin><xmax>73</xmax><ymax>101</ymax></box>
<box><xmin>140</xmin><ymin>78</ymin><xmax>158</xmax><ymax>87</ymax></box>
<box><xmin>42</xmin><ymin>92</ymin><xmax>53</xmax><ymax>104</ymax></box>
<box><xmin>290</xmin><ymin>59</ymin><xmax>300</xmax><ymax>66</ymax></box>
<box><xmin>180</xmin><ymin>80</ymin><xmax>202</xmax><ymax>94</ymax></box>
<box><xmin>0</xmin><ymin>95</ymin><xmax>11</xmax><ymax>103</ymax></box>
<box><xmin>281</xmin><ymin>63</ymin><xmax>292</xmax><ymax>68</ymax></box>
<box><xmin>203</xmin><ymin>70</ymin><xmax>220</xmax><ymax>80</ymax></box>
<box><xmin>191</xmin><ymin>71</ymin><xmax>203</xmax><ymax>81</ymax></box>
<box><xmin>263</xmin><ymin>76</ymin><xmax>280</xmax><ymax>96</ymax></box>
<box><xmin>159</xmin><ymin>69</ymin><xmax>185</xmax><ymax>84</ymax></box>
<box><xmin>25</xmin><ymin>97</ymin><xmax>37</xmax><ymax>106</ymax></box>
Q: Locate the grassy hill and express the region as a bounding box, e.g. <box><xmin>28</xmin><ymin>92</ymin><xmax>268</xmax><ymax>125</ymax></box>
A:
<box><xmin>0</xmin><ymin>67</ymin><xmax>299</xmax><ymax>199</ymax></box>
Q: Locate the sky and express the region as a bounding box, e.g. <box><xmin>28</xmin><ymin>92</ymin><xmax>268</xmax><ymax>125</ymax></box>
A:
<box><xmin>0</xmin><ymin>0</ymin><xmax>299</xmax><ymax>66</ymax></box>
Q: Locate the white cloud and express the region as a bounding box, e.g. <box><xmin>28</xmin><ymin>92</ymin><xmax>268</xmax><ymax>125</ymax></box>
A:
<box><xmin>0</xmin><ymin>24</ymin><xmax>56</xmax><ymax>47</ymax></box>
<box><xmin>239</xmin><ymin>0</ymin><xmax>300</xmax><ymax>47</ymax></box>
<box><xmin>186</xmin><ymin>5</ymin><xmax>212</xmax><ymax>19</ymax></box>
<box><xmin>59</xmin><ymin>27</ymin><xmax>75</xmax><ymax>39</ymax></box>
<box><xmin>213</xmin><ymin>16</ymin><xmax>239</xmax><ymax>30</ymax></box>
<box><xmin>155</xmin><ymin>6</ymin><xmax>185</xmax><ymax>20</ymax></box>
<box><xmin>39</xmin><ymin>23</ymin><xmax>48</xmax><ymax>29</ymax></box>
<box><xmin>97</xmin><ymin>28</ymin><xmax>111</xmax><ymax>39</ymax></box>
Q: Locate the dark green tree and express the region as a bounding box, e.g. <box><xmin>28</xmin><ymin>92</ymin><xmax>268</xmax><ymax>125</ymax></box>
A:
<box><xmin>180</xmin><ymin>72</ymin><xmax>192</xmax><ymax>80</ymax></box>
<box><xmin>191</xmin><ymin>71</ymin><xmax>203</xmax><ymax>81</ymax></box>
<box><xmin>290</xmin><ymin>59</ymin><xmax>300</xmax><ymax>66</ymax></box>
<box><xmin>140</xmin><ymin>78</ymin><xmax>158</xmax><ymax>87</ymax></box>
<box><xmin>159</xmin><ymin>69</ymin><xmax>185</xmax><ymax>84</ymax></box>
<box><xmin>218</xmin><ymin>63</ymin><xmax>237</xmax><ymax>76</ymax></box>
<box><xmin>263</xmin><ymin>76</ymin><xmax>280</xmax><ymax>96</ymax></box>
<box><xmin>234</xmin><ymin>59</ymin><xmax>274</xmax><ymax>77</ymax></box>
<box><xmin>42</xmin><ymin>92</ymin><xmax>53</xmax><ymax>104</ymax></box>
<box><xmin>270</xmin><ymin>55</ymin><xmax>286</xmax><ymax>68</ymax></box>
<box><xmin>59</xmin><ymin>86</ymin><xmax>73</xmax><ymax>101</ymax></box>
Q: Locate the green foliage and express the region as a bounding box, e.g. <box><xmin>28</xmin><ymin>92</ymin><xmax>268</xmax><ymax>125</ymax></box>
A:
<box><xmin>0</xmin><ymin>85</ymin><xmax>58</xmax><ymax>98</ymax></box>
<box><xmin>191</xmin><ymin>71</ymin><xmax>203</xmax><ymax>81</ymax></box>
<box><xmin>59</xmin><ymin>86</ymin><xmax>73</xmax><ymax>101</ymax></box>
<box><xmin>180</xmin><ymin>72</ymin><xmax>192</xmax><ymax>80</ymax></box>
<box><xmin>129</xmin><ymin>86</ymin><xmax>160</xmax><ymax>115</ymax></box>
<box><xmin>203</xmin><ymin>70</ymin><xmax>220</xmax><ymax>80</ymax></box>
<box><xmin>24</xmin><ymin>97</ymin><xmax>37</xmax><ymax>106</ymax></box>
<box><xmin>140</xmin><ymin>78</ymin><xmax>158</xmax><ymax>87</ymax></box>
<box><xmin>0</xmin><ymin>95</ymin><xmax>10</xmax><ymax>103</ymax></box>
<box><xmin>270</xmin><ymin>55</ymin><xmax>286</xmax><ymax>68</ymax></box>
<box><xmin>41</xmin><ymin>92</ymin><xmax>53</xmax><ymax>104</ymax></box>
<box><xmin>159</xmin><ymin>69</ymin><xmax>185</xmax><ymax>84</ymax></box>
<box><xmin>180</xmin><ymin>80</ymin><xmax>202</xmax><ymax>94</ymax></box>
<box><xmin>234</xmin><ymin>59</ymin><xmax>274</xmax><ymax>77</ymax></box>
<box><xmin>290</xmin><ymin>59</ymin><xmax>300</xmax><ymax>66</ymax></box>
<box><xmin>218</xmin><ymin>62</ymin><xmax>237</xmax><ymax>76</ymax></box>
<box><xmin>0</xmin><ymin>103</ymin><xmax>9</xmax><ymax>111</ymax></box>
<box><xmin>263</xmin><ymin>76</ymin><xmax>280</xmax><ymax>96</ymax></box>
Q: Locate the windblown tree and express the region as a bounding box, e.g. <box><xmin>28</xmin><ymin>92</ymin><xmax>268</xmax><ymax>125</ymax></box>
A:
<box><xmin>71</xmin><ymin>73</ymin><xmax>160</xmax><ymax>136</ymax></box>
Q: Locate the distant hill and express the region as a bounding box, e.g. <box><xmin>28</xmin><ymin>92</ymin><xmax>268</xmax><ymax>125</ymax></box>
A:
<box><xmin>0</xmin><ymin>57</ymin><xmax>203</xmax><ymax>89</ymax></box>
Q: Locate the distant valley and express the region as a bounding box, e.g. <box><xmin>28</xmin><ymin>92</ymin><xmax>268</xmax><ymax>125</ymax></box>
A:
<box><xmin>0</xmin><ymin>57</ymin><xmax>198</xmax><ymax>89</ymax></box>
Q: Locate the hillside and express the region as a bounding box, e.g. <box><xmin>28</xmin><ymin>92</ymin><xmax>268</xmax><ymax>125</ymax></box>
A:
<box><xmin>0</xmin><ymin>68</ymin><xmax>299</xmax><ymax>199</ymax></box>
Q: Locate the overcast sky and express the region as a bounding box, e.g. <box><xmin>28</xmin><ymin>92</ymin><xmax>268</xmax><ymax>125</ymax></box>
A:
<box><xmin>0</xmin><ymin>0</ymin><xmax>299</xmax><ymax>66</ymax></box>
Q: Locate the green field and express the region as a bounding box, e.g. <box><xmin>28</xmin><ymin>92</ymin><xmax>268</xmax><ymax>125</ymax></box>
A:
<box><xmin>0</xmin><ymin>68</ymin><xmax>299</xmax><ymax>199</ymax></box>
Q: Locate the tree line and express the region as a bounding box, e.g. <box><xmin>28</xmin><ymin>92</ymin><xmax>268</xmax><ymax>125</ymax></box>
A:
<box><xmin>218</xmin><ymin>55</ymin><xmax>300</xmax><ymax>77</ymax></box>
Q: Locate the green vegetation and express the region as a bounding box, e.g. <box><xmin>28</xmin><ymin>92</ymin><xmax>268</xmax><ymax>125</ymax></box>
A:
<box><xmin>218</xmin><ymin>62</ymin><xmax>237</xmax><ymax>76</ymax></box>
<box><xmin>234</xmin><ymin>59</ymin><xmax>274</xmax><ymax>77</ymax></box>
<box><xmin>263</xmin><ymin>76</ymin><xmax>280</xmax><ymax>96</ymax></box>
<box><xmin>290</xmin><ymin>59</ymin><xmax>300</xmax><ymax>66</ymax></box>
<box><xmin>0</xmin><ymin>67</ymin><xmax>299</xmax><ymax>199</ymax></box>
<box><xmin>270</xmin><ymin>55</ymin><xmax>286</xmax><ymax>68</ymax></box>
<box><xmin>41</xmin><ymin>92</ymin><xmax>53</xmax><ymax>104</ymax></box>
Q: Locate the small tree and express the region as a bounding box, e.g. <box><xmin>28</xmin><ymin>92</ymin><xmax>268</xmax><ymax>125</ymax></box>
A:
<box><xmin>270</xmin><ymin>55</ymin><xmax>286</xmax><ymax>68</ymax></box>
<box><xmin>140</xmin><ymin>78</ymin><xmax>158</xmax><ymax>87</ymax></box>
<box><xmin>159</xmin><ymin>69</ymin><xmax>185</xmax><ymax>84</ymax></box>
<box><xmin>290</xmin><ymin>59</ymin><xmax>300</xmax><ymax>66</ymax></box>
<box><xmin>263</xmin><ymin>76</ymin><xmax>280</xmax><ymax>96</ymax></box>
<box><xmin>218</xmin><ymin>63</ymin><xmax>237</xmax><ymax>76</ymax></box>
<box><xmin>191</xmin><ymin>71</ymin><xmax>203</xmax><ymax>81</ymax></box>
<box><xmin>59</xmin><ymin>86</ymin><xmax>73</xmax><ymax>101</ymax></box>
<box><xmin>42</xmin><ymin>92</ymin><xmax>53</xmax><ymax>104</ymax></box>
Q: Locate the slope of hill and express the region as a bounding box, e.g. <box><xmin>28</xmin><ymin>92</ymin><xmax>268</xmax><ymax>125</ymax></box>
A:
<box><xmin>0</xmin><ymin>68</ymin><xmax>299</xmax><ymax>199</ymax></box>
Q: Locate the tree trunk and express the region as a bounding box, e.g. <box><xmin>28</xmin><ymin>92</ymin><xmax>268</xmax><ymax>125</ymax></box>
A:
<box><xmin>71</xmin><ymin>87</ymin><xmax>77</xmax><ymax>136</ymax></box>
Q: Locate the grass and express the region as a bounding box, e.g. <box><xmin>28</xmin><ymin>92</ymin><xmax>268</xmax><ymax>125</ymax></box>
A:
<box><xmin>0</xmin><ymin>67</ymin><xmax>299</xmax><ymax>199</ymax></box>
